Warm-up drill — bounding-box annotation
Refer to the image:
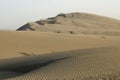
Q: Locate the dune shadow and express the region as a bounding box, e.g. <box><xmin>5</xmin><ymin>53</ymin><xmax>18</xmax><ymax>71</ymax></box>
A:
<box><xmin>0</xmin><ymin>57</ymin><xmax>71</xmax><ymax>79</ymax></box>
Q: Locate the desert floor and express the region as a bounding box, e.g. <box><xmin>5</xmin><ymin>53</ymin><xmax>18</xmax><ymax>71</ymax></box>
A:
<box><xmin>0</xmin><ymin>31</ymin><xmax>120</xmax><ymax>80</ymax></box>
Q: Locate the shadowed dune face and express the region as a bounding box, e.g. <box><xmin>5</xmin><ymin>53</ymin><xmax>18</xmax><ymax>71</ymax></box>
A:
<box><xmin>1</xmin><ymin>46</ymin><xmax>120</xmax><ymax>80</ymax></box>
<box><xmin>17</xmin><ymin>13</ymin><xmax>120</xmax><ymax>36</ymax></box>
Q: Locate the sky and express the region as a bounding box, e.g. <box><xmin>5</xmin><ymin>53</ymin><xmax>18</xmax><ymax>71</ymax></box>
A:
<box><xmin>0</xmin><ymin>0</ymin><xmax>120</xmax><ymax>30</ymax></box>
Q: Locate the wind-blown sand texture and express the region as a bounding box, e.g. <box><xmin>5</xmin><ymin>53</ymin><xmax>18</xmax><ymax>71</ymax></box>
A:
<box><xmin>0</xmin><ymin>31</ymin><xmax>120</xmax><ymax>80</ymax></box>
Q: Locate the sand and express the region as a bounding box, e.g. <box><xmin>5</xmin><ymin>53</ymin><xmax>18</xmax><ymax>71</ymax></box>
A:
<box><xmin>17</xmin><ymin>13</ymin><xmax>120</xmax><ymax>36</ymax></box>
<box><xmin>0</xmin><ymin>31</ymin><xmax>120</xmax><ymax>79</ymax></box>
<box><xmin>0</xmin><ymin>31</ymin><xmax>119</xmax><ymax>59</ymax></box>
<box><xmin>1</xmin><ymin>46</ymin><xmax>120</xmax><ymax>80</ymax></box>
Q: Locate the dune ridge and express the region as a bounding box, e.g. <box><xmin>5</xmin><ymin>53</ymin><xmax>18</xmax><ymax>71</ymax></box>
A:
<box><xmin>0</xmin><ymin>46</ymin><xmax>120</xmax><ymax>80</ymax></box>
<box><xmin>17</xmin><ymin>12</ymin><xmax>120</xmax><ymax>36</ymax></box>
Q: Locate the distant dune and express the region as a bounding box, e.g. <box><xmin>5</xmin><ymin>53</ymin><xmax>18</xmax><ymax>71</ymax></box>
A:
<box><xmin>17</xmin><ymin>12</ymin><xmax>120</xmax><ymax>36</ymax></box>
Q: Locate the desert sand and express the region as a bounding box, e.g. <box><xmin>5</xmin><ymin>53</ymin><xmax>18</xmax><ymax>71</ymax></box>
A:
<box><xmin>1</xmin><ymin>13</ymin><xmax>120</xmax><ymax>80</ymax></box>
<box><xmin>0</xmin><ymin>31</ymin><xmax>120</xmax><ymax>80</ymax></box>
<box><xmin>0</xmin><ymin>31</ymin><xmax>119</xmax><ymax>59</ymax></box>
<box><xmin>17</xmin><ymin>13</ymin><xmax>120</xmax><ymax>36</ymax></box>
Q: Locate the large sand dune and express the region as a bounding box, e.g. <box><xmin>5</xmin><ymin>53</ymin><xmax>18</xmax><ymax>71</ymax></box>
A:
<box><xmin>0</xmin><ymin>31</ymin><xmax>120</xmax><ymax>79</ymax></box>
<box><xmin>17</xmin><ymin>13</ymin><xmax>120</xmax><ymax>36</ymax></box>
<box><xmin>1</xmin><ymin>12</ymin><xmax>120</xmax><ymax>80</ymax></box>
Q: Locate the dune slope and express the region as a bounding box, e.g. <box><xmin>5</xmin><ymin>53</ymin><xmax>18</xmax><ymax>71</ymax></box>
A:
<box><xmin>0</xmin><ymin>31</ymin><xmax>119</xmax><ymax>59</ymax></box>
<box><xmin>17</xmin><ymin>12</ymin><xmax>120</xmax><ymax>36</ymax></box>
<box><xmin>0</xmin><ymin>31</ymin><xmax>120</xmax><ymax>80</ymax></box>
<box><xmin>0</xmin><ymin>46</ymin><xmax>120</xmax><ymax>80</ymax></box>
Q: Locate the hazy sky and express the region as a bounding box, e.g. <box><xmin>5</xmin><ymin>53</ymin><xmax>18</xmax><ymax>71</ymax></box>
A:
<box><xmin>0</xmin><ymin>0</ymin><xmax>120</xmax><ymax>30</ymax></box>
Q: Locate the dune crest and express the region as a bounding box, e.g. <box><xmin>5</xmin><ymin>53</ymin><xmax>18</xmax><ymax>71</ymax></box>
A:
<box><xmin>17</xmin><ymin>12</ymin><xmax>120</xmax><ymax>36</ymax></box>
<box><xmin>1</xmin><ymin>46</ymin><xmax>120</xmax><ymax>80</ymax></box>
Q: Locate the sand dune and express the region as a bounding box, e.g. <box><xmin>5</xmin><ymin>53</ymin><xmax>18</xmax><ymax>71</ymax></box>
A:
<box><xmin>0</xmin><ymin>30</ymin><xmax>120</xmax><ymax>79</ymax></box>
<box><xmin>1</xmin><ymin>46</ymin><xmax>120</xmax><ymax>80</ymax></box>
<box><xmin>1</xmin><ymin>13</ymin><xmax>120</xmax><ymax>79</ymax></box>
<box><xmin>0</xmin><ymin>31</ymin><xmax>119</xmax><ymax>59</ymax></box>
<box><xmin>17</xmin><ymin>12</ymin><xmax>120</xmax><ymax>36</ymax></box>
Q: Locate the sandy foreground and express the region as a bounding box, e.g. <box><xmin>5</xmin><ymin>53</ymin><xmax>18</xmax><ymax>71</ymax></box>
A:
<box><xmin>1</xmin><ymin>31</ymin><xmax>120</xmax><ymax>80</ymax></box>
